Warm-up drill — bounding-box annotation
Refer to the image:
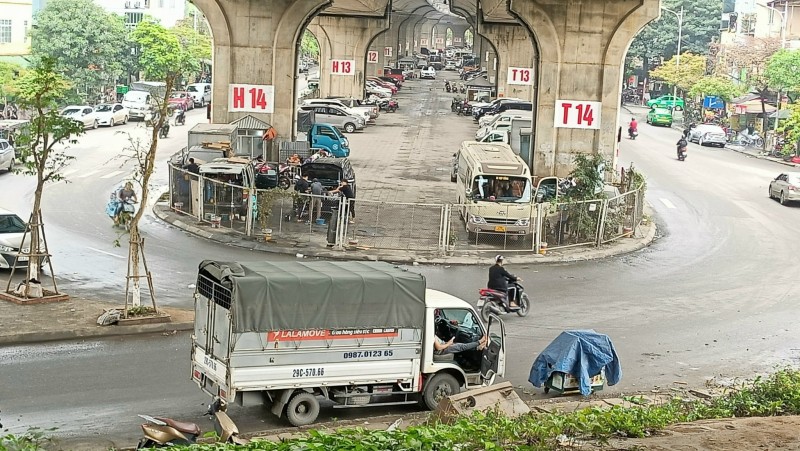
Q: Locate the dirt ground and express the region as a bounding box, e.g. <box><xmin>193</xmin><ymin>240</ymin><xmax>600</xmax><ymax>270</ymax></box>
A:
<box><xmin>595</xmin><ymin>415</ymin><xmax>800</xmax><ymax>450</ymax></box>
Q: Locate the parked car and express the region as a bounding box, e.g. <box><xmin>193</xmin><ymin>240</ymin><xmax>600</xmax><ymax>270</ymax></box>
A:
<box><xmin>299</xmin><ymin>105</ymin><xmax>365</xmax><ymax>133</ymax></box>
<box><xmin>303</xmin><ymin>99</ymin><xmax>371</xmax><ymax>124</ymax></box>
<box><xmin>300</xmin><ymin>157</ymin><xmax>356</xmax><ymax>214</ymax></box>
<box><xmin>646</xmin><ymin>95</ymin><xmax>684</xmax><ymax>110</ymax></box>
<box><xmin>328</xmin><ymin>97</ymin><xmax>379</xmax><ymax>119</ymax></box>
<box><xmin>0</xmin><ymin>208</ymin><xmax>31</xmax><ymax>269</ymax></box>
<box><xmin>94</xmin><ymin>103</ymin><xmax>129</xmax><ymax>127</ymax></box>
<box><xmin>420</xmin><ymin>66</ymin><xmax>436</xmax><ymax>79</ymax></box>
<box><xmin>169</xmin><ymin>92</ymin><xmax>194</xmax><ymax>111</ymax></box>
<box><xmin>365</xmin><ymin>82</ymin><xmax>392</xmax><ymax>98</ymax></box>
<box><xmin>646</xmin><ymin>108</ymin><xmax>673</xmax><ymax>127</ymax></box>
<box><xmin>0</xmin><ymin>138</ymin><xmax>14</xmax><ymax>173</ymax></box>
<box><xmin>444</xmin><ymin>62</ymin><xmax>457</xmax><ymax>71</ymax></box>
<box><xmin>768</xmin><ymin>171</ymin><xmax>800</xmax><ymax>205</ymax></box>
<box><xmin>61</xmin><ymin>105</ymin><xmax>98</xmax><ymax>129</ymax></box>
<box><xmin>186</xmin><ymin>83</ymin><xmax>211</xmax><ymax>107</ymax></box>
<box><xmin>367</xmin><ymin>78</ymin><xmax>398</xmax><ymax>94</ymax></box>
<box><xmin>688</xmin><ymin>124</ymin><xmax>727</xmax><ymax>147</ymax></box>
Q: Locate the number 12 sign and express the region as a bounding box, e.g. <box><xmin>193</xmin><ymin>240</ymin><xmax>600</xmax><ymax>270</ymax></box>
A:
<box><xmin>554</xmin><ymin>100</ymin><xmax>601</xmax><ymax>130</ymax></box>
<box><xmin>331</xmin><ymin>59</ymin><xmax>355</xmax><ymax>75</ymax></box>
<box><xmin>229</xmin><ymin>83</ymin><xmax>274</xmax><ymax>113</ymax></box>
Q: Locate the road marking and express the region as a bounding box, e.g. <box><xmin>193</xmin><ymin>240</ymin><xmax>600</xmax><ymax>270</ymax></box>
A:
<box><xmin>77</xmin><ymin>169</ymin><xmax>101</xmax><ymax>178</ymax></box>
<box><xmin>86</xmin><ymin>247</ymin><xmax>125</xmax><ymax>259</ymax></box>
<box><xmin>660</xmin><ymin>198</ymin><xmax>677</xmax><ymax>209</ymax></box>
<box><xmin>100</xmin><ymin>170</ymin><xmax>124</xmax><ymax>179</ymax></box>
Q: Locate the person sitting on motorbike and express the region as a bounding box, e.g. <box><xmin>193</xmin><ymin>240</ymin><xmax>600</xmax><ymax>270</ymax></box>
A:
<box><xmin>488</xmin><ymin>255</ymin><xmax>522</xmax><ymax>311</ymax></box>
<box><xmin>175</xmin><ymin>105</ymin><xmax>186</xmax><ymax>125</ymax></box>
<box><xmin>114</xmin><ymin>182</ymin><xmax>137</xmax><ymax>224</ymax></box>
<box><xmin>676</xmin><ymin>136</ymin><xmax>688</xmax><ymax>158</ymax></box>
<box><xmin>628</xmin><ymin>118</ymin><xmax>638</xmax><ymax>138</ymax></box>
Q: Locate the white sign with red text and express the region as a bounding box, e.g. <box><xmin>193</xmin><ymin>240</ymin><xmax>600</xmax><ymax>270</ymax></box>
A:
<box><xmin>367</xmin><ymin>51</ymin><xmax>378</xmax><ymax>64</ymax></box>
<box><xmin>420</xmin><ymin>38</ymin><xmax>428</xmax><ymax>46</ymax></box>
<box><xmin>507</xmin><ymin>67</ymin><xmax>533</xmax><ymax>85</ymax></box>
<box><xmin>228</xmin><ymin>83</ymin><xmax>274</xmax><ymax>113</ymax></box>
<box><xmin>454</xmin><ymin>37</ymin><xmax>462</xmax><ymax>44</ymax></box>
<box><xmin>330</xmin><ymin>59</ymin><xmax>356</xmax><ymax>75</ymax></box>
<box><xmin>384</xmin><ymin>46</ymin><xmax>392</xmax><ymax>57</ymax></box>
<box><xmin>554</xmin><ymin>100</ymin><xmax>601</xmax><ymax>129</ymax></box>
<box><xmin>435</xmin><ymin>37</ymin><xmax>444</xmax><ymax>45</ymax></box>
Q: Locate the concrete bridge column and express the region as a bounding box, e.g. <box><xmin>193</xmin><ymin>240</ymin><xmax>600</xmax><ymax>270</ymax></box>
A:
<box><xmin>480</xmin><ymin>23</ymin><xmax>535</xmax><ymax>100</ymax></box>
<box><xmin>417</xmin><ymin>20</ymin><xmax>435</xmax><ymax>51</ymax></box>
<box><xmin>398</xmin><ymin>15</ymin><xmax>419</xmax><ymax>57</ymax></box>
<box><xmin>508</xmin><ymin>0</ymin><xmax>659</xmax><ymax>177</ymax></box>
<box><xmin>433</xmin><ymin>24</ymin><xmax>448</xmax><ymax>50</ymax></box>
<box><xmin>450</xmin><ymin>25</ymin><xmax>469</xmax><ymax>47</ymax></box>
<box><xmin>368</xmin><ymin>13</ymin><xmax>407</xmax><ymax>76</ymax></box>
<box><xmin>193</xmin><ymin>0</ymin><xmax>327</xmax><ymax>141</ymax></box>
<box><xmin>309</xmin><ymin>16</ymin><xmax>389</xmax><ymax>98</ymax></box>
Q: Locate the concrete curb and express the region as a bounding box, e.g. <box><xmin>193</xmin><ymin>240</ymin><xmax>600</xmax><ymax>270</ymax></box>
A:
<box><xmin>0</xmin><ymin>320</ymin><xmax>195</xmax><ymax>346</ymax></box>
<box><xmin>724</xmin><ymin>145</ymin><xmax>800</xmax><ymax>168</ymax></box>
<box><xmin>153</xmin><ymin>203</ymin><xmax>657</xmax><ymax>265</ymax></box>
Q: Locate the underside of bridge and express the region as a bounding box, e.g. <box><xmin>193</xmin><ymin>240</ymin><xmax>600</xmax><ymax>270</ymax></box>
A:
<box><xmin>191</xmin><ymin>0</ymin><xmax>660</xmax><ymax>177</ymax></box>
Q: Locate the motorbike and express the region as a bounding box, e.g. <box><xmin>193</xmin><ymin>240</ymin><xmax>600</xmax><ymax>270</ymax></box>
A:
<box><xmin>277</xmin><ymin>163</ymin><xmax>295</xmax><ymax>189</ymax></box>
<box><xmin>385</xmin><ymin>100</ymin><xmax>398</xmax><ymax>113</ymax></box>
<box><xmin>628</xmin><ymin>128</ymin><xmax>638</xmax><ymax>140</ymax></box>
<box><xmin>159</xmin><ymin>122</ymin><xmax>170</xmax><ymax>139</ymax></box>
<box><xmin>175</xmin><ymin>109</ymin><xmax>186</xmax><ymax>126</ymax></box>
<box><xmin>108</xmin><ymin>198</ymin><xmax>137</xmax><ymax>231</ymax></box>
<box><xmin>739</xmin><ymin>131</ymin><xmax>764</xmax><ymax>148</ymax></box>
<box><xmin>136</xmin><ymin>399</ymin><xmax>245</xmax><ymax>449</ymax></box>
<box><xmin>445</xmin><ymin>81</ymin><xmax>451</xmax><ymax>93</ymax></box>
<box><xmin>677</xmin><ymin>143</ymin><xmax>688</xmax><ymax>161</ymax></box>
<box><xmin>476</xmin><ymin>281</ymin><xmax>530</xmax><ymax>323</ymax></box>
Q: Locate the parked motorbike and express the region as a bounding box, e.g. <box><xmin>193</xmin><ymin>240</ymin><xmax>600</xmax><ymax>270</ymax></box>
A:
<box><xmin>386</xmin><ymin>100</ymin><xmax>398</xmax><ymax>113</ymax></box>
<box><xmin>476</xmin><ymin>281</ymin><xmax>530</xmax><ymax>323</ymax></box>
<box><xmin>136</xmin><ymin>399</ymin><xmax>245</xmax><ymax>449</ymax></box>
<box><xmin>445</xmin><ymin>81</ymin><xmax>452</xmax><ymax>93</ymax></box>
<box><xmin>739</xmin><ymin>131</ymin><xmax>764</xmax><ymax>148</ymax></box>
<box><xmin>277</xmin><ymin>163</ymin><xmax>295</xmax><ymax>189</ymax></box>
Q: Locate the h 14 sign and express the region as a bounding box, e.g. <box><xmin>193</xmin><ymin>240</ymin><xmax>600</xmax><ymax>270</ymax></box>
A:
<box><xmin>367</xmin><ymin>51</ymin><xmax>378</xmax><ymax>64</ymax></box>
<box><xmin>554</xmin><ymin>100</ymin><xmax>601</xmax><ymax>130</ymax></box>
<box><xmin>229</xmin><ymin>84</ymin><xmax>274</xmax><ymax>113</ymax></box>
<box><xmin>331</xmin><ymin>59</ymin><xmax>355</xmax><ymax>75</ymax></box>
<box><xmin>507</xmin><ymin>67</ymin><xmax>533</xmax><ymax>85</ymax></box>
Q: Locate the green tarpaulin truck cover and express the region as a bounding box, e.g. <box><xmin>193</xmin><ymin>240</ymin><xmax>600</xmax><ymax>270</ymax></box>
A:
<box><xmin>198</xmin><ymin>260</ymin><xmax>427</xmax><ymax>333</ymax></box>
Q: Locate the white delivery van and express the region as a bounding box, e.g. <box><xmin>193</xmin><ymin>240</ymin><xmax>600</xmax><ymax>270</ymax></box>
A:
<box><xmin>454</xmin><ymin>141</ymin><xmax>534</xmax><ymax>239</ymax></box>
<box><xmin>191</xmin><ymin>260</ymin><xmax>506</xmax><ymax>427</ymax></box>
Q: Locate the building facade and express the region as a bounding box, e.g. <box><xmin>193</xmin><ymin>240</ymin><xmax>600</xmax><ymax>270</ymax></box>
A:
<box><xmin>94</xmin><ymin>0</ymin><xmax>187</xmax><ymax>29</ymax></box>
<box><xmin>0</xmin><ymin>0</ymin><xmax>33</xmax><ymax>56</ymax></box>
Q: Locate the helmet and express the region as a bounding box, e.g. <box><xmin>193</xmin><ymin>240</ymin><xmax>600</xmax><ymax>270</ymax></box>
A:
<box><xmin>495</xmin><ymin>255</ymin><xmax>504</xmax><ymax>263</ymax></box>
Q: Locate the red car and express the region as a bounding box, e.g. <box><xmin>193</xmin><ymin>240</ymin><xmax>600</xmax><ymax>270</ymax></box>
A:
<box><xmin>169</xmin><ymin>92</ymin><xmax>194</xmax><ymax>110</ymax></box>
<box><xmin>367</xmin><ymin>78</ymin><xmax>397</xmax><ymax>94</ymax></box>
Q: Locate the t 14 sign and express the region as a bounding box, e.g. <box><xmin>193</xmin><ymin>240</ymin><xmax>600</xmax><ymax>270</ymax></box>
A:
<box><xmin>554</xmin><ymin>100</ymin><xmax>601</xmax><ymax>130</ymax></box>
<box><xmin>228</xmin><ymin>84</ymin><xmax>274</xmax><ymax>113</ymax></box>
<box><xmin>331</xmin><ymin>59</ymin><xmax>355</xmax><ymax>75</ymax></box>
<box><xmin>507</xmin><ymin>67</ymin><xmax>533</xmax><ymax>85</ymax></box>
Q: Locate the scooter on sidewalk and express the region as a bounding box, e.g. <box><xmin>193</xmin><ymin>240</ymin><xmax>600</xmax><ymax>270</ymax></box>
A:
<box><xmin>476</xmin><ymin>281</ymin><xmax>530</xmax><ymax>323</ymax></box>
<box><xmin>136</xmin><ymin>399</ymin><xmax>246</xmax><ymax>448</ymax></box>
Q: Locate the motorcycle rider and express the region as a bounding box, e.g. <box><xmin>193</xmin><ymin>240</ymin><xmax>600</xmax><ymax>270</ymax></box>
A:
<box><xmin>488</xmin><ymin>255</ymin><xmax>521</xmax><ymax>311</ymax></box>
<box><xmin>676</xmin><ymin>135</ymin><xmax>688</xmax><ymax>159</ymax></box>
<box><xmin>628</xmin><ymin>117</ymin><xmax>638</xmax><ymax>139</ymax></box>
<box><xmin>175</xmin><ymin>104</ymin><xmax>186</xmax><ymax>125</ymax></box>
<box><xmin>114</xmin><ymin>181</ymin><xmax>138</xmax><ymax>225</ymax></box>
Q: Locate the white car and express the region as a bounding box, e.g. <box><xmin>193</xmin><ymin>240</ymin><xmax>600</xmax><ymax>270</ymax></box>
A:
<box><xmin>688</xmin><ymin>124</ymin><xmax>727</xmax><ymax>147</ymax></box>
<box><xmin>420</xmin><ymin>66</ymin><xmax>436</xmax><ymax>79</ymax></box>
<box><xmin>94</xmin><ymin>103</ymin><xmax>129</xmax><ymax>127</ymax></box>
<box><xmin>61</xmin><ymin>105</ymin><xmax>99</xmax><ymax>129</ymax></box>
<box><xmin>0</xmin><ymin>138</ymin><xmax>14</xmax><ymax>173</ymax></box>
<box><xmin>768</xmin><ymin>172</ymin><xmax>800</xmax><ymax>205</ymax></box>
<box><xmin>365</xmin><ymin>82</ymin><xmax>392</xmax><ymax>98</ymax></box>
<box><xmin>444</xmin><ymin>62</ymin><xmax>456</xmax><ymax>71</ymax></box>
<box><xmin>0</xmin><ymin>208</ymin><xmax>31</xmax><ymax>269</ymax></box>
<box><xmin>187</xmin><ymin>83</ymin><xmax>211</xmax><ymax>107</ymax></box>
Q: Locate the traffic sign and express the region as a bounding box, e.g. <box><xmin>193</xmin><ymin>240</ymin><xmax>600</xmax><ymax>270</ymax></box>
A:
<box><xmin>507</xmin><ymin>67</ymin><xmax>533</xmax><ymax>85</ymax></box>
<box><xmin>367</xmin><ymin>51</ymin><xmax>378</xmax><ymax>64</ymax></box>
<box><xmin>228</xmin><ymin>83</ymin><xmax>274</xmax><ymax>113</ymax></box>
<box><xmin>554</xmin><ymin>100</ymin><xmax>601</xmax><ymax>129</ymax></box>
<box><xmin>330</xmin><ymin>59</ymin><xmax>355</xmax><ymax>75</ymax></box>
<box><xmin>384</xmin><ymin>46</ymin><xmax>392</xmax><ymax>57</ymax></box>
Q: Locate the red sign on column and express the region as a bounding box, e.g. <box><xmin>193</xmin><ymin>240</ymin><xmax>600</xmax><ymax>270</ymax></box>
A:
<box><xmin>384</xmin><ymin>46</ymin><xmax>392</xmax><ymax>57</ymax></box>
<box><xmin>228</xmin><ymin>83</ymin><xmax>274</xmax><ymax>113</ymax></box>
<box><xmin>507</xmin><ymin>67</ymin><xmax>533</xmax><ymax>85</ymax></box>
<box><xmin>330</xmin><ymin>59</ymin><xmax>355</xmax><ymax>75</ymax></box>
<box><xmin>367</xmin><ymin>51</ymin><xmax>378</xmax><ymax>64</ymax></box>
<box><xmin>554</xmin><ymin>100</ymin><xmax>601</xmax><ymax>130</ymax></box>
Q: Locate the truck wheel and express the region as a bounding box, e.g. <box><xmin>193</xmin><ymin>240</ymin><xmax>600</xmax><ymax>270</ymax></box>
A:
<box><xmin>286</xmin><ymin>391</ymin><xmax>320</xmax><ymax>427</ymax></box>
<box><xmin>344</xmin><ymin>123</ymin><xmax>356</xmax><ymax>133</ymax></box>
<box><xmin>421</xmin><ymin>373</ymin><xmax>460</xmax><ymax>410</ymax></box>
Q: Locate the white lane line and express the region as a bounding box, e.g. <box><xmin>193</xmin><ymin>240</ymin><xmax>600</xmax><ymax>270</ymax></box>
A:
<box><xmin>77</xmin><ymin>169</ymin><xmax>101</xmax><ymax>178</ymax></box>
<box><xmin>100</xmin><ymin>170</ymin><xmax>124</xmax><ymax>179</ymax></box>
<box><xmin>660</xmin><ymin>198</ymin><xmax>677</xmax><ymax>209</ymax></box>
<box><xmin>86</xmin><ymin>247</ymin><xmax>125</xmax><ymax>259</ymax></box>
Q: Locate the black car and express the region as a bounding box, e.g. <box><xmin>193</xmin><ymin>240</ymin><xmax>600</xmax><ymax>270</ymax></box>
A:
<box><xmin>301</xmin><ymin>158</ymin><xmax>356</xmax><ymax>214</ymax></box>
<box><xmin>486</xmin><ymin>101</ymin><xmax>533</xmax><ymax>116</ymax></box>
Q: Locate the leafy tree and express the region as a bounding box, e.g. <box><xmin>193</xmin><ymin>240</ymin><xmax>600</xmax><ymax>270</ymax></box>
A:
<box><xmin>7</xmin><ymin>58</ymin><xmax>84</xmax><ymax>294</ymax></box>
<box><xmin>0</xmin><ymin>62</ymin><xmax>24</xmax><ymax>104</ymax></box>
<box><xmin>721</xmin><ymin>36</ymin><xmax>781</xmax><ymax>134</ymax></box>
<box><xmin>688</xmin><ymin>76</ymin><xmax>743</xmax><ymax>102</ymax></box>
<box><xmin>120</xmin><ymin>19</ymin><xmax>191</xmax><ymax>311</ymax></box>
<box><xmin>765</xmin><ymin>49</ymin><xmax>800</xmax><ymax>93</ymax></box>
<box><xmin>30</xmin><ymin>0</ymin><xmax>128</xmax><ymax>101</ymax></box>
<box><xmin>778</xmin><ymin>103</ymin><xmax>800</xmax><ymax>155</ymax></box>
<box><xmin>649</xmin><ymin>53</ymin><xmax>707</xmax><ymax>92</ymax></box>
<box><xmin>301</xmin><ymin>30</ymin><xmax>320</xmax><ymax>58</ymax></box>
<box><xmin>170</xmin><ymin>23</ymin><xmax>212</xmax><ymax>82</ymax></box>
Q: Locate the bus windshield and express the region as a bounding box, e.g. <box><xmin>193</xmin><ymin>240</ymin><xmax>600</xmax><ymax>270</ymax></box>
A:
<box><xmin>472</xmin><ymin>175</ymin><xmax>531</xmax><ymax>203</ymax></box>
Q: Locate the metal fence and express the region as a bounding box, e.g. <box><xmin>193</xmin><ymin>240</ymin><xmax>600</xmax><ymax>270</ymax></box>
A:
<box><xmin>167</xmin><ymin>162</ymin><xmax>647</xmax><ymax>255</ymax></box>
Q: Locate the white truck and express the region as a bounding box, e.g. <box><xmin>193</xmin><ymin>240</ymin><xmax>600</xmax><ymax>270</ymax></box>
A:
<box><xmin>122</xmin><ymin>81</ymin><xmax>167</xmax><ymax>120</ymax></box>
<box><xmin>191</xmin><ymin>260</ymin><xmax>506</xmax><ymax>427</ymax></box>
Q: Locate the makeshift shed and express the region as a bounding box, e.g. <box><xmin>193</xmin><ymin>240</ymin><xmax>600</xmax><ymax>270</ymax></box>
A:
<box><xmin>465</xmin><ymin>76</ymin><xmax>496</xmax><ymax>102</ymax></box>
<box><xmin>230</xmin><ymin>115</ymin><xmax>271</xmax><ymax>159</ymax></box>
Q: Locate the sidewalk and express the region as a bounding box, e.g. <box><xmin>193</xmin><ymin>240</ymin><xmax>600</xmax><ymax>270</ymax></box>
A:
<box><xmin>153</xmin><ymin>202</ymin><xmax>658</xmax><ymax>265</ymax></box>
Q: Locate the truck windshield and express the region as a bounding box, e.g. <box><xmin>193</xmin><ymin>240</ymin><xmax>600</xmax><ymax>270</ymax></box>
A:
<box><xmin>472</xmin><ymin>175</ymin><xmax>531</xmax><ymax>203</ymax></box>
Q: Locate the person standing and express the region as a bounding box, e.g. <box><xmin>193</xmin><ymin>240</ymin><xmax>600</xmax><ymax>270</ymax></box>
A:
<box><xmin>330</xmin><ymin>179</ymin><xmax>355</xmax><ymax>223</ymax></box>
<box><xmin>309</xmin><ymin>178</ymin><xmax>324</xmax><ymax>222</ymax></box>
<box><xmin>183</xmin><ymin>157</ymin><xmax>200</xmax><ymax>174</ymax></box>
<box><xmin>293</xmin><ymin>174</ymin><xmax>311</xmax><ymax>221</ymax></box>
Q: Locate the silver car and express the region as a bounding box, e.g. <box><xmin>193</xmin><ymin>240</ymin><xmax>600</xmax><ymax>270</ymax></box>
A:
<box><xmin>0</xmin><ymin>209</ymin><xmax>31</xmax><ymax>269</ymax></box>
<box><xmin>688</xmin><ymin>124</ymin><xmax>727</xmax><ymax>147</ymax></box>
<box><xmin>0</xmin><ymin>138</ymin><xmax>14</xmax><ymax>173</ymax></box>
<box><xmin>768</xmin><ymin>172</ymin><xmax>800</xmax><ymax>205</ymax></box>
<box><xmin>301</xmin><ymin>105</ymin><xmax>365</xmax><ymax>133</ymax></box>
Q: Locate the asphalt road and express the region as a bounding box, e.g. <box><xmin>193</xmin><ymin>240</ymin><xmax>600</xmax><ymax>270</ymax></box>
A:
<box><xmin>2</xmin><ymin>90</ymin><xmax>800</xmax><ymax>446</ymax></box>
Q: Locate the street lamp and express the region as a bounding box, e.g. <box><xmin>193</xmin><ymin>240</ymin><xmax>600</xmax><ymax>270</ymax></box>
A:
<box><xmin>661</xmin><ymin>6</ymin><xmax>684</xmax><ymax>116</ymax></box>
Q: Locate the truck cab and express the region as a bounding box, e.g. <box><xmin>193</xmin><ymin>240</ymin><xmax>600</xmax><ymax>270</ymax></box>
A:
<box><xmin>308</xmin><ymin>123</ymin><xmax>350</xmax><ymax>157</ymax></box>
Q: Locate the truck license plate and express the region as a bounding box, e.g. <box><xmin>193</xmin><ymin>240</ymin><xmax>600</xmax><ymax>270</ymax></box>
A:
<box><xmin>494</xmin><ymin>226</ymin><xmax>506</xmax><ymax>232</ymax></box>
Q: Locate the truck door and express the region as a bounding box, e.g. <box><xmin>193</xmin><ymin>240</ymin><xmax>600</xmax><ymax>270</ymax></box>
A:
<box><xmin>480</xmin><ymin>314</ymin><xmax>506</xmax><ymax>383</ymax></box>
